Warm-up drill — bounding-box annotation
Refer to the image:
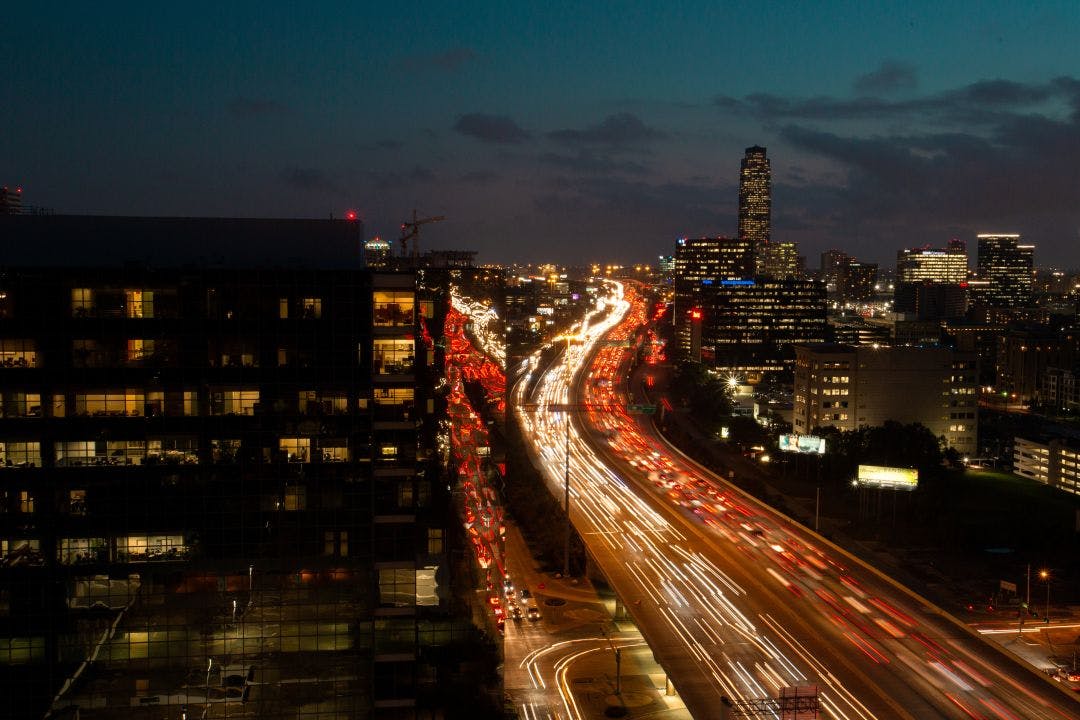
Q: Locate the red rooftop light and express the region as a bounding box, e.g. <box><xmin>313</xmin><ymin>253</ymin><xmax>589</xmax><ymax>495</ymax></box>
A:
<box><xmin>345</xmin><ymin>210</ymin><xmax>358</xmax><ymax>221</ymax></box>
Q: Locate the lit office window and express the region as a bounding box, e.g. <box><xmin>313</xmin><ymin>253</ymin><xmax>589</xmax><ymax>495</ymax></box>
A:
<box><xmin>124</xmin><ymin>289</ymin><xmax>154</xmax><ymax>318</ymax></box>
<box><xmin>0</xmin><ymin>339</ymin><xmax>37</xmax><ymax>368</ymax></box>
<box><xmin>301</xmin><ymin>297</ymin><xmax>322</xmax><ymax>319</ymax></box>
<box><xmin>280</xmin><ymin>438</ymin><xmax>310</xmax><ymax>463</ymax></box>
<box><xmin>71</xmin><ymin>288</ymin><xmax>94</xmax><ymax>316</ymax></box>
<box><xmin>373</xmin><ymin>291</ymin><xmax>415</xmax><ymax>327</ymax></box>
<box><xmin>0</xmin><ymin>441</ymin><xmax>41</xmax><ymax>467</ymax></box>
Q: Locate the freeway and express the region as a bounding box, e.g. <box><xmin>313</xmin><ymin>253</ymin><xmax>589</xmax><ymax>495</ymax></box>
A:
<box><xmin>513</xmin><ymin>280</ymin><xmax>1080</xmax><ymax>719</ymax></box>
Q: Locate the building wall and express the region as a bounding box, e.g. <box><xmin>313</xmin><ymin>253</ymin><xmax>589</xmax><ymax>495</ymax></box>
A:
<box><xmin>793</xmin><ymin>344</ymin><xmax>978</xmax><ymax>451</ymax></box>
<box><xmin>0</xmin><ymin>264</ymin><xmax>463</xmax><ymax>718</ymax></box>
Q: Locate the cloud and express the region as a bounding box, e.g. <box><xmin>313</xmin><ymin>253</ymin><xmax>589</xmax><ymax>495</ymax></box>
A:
<box><xmin>853</xmin><ymin>61</ymin><xmax>918</xmax><ymax>95</ymax></box>
<box><xmin>539</xmin><ymin>150</ymin><xmax>650</xmax><ymax>175</ymax></box>
<box><xmin>453</xmin><ymin>113</ymin><xmax>531</xmax><ymax>144</ymax></box>
<box><xmin>716</xmin><ymin>76</ymin><xmax>1077</xmax><ymax>123</ymax></box>
<box><xmin>227</xmin><ymin>98</ymin><xmax>289</xmax><ymax>119</ymax></box>
<box><xmin>460</xmin><ymin>170</ymin><xmax>500</xmax><ymax>184</ymax></box>
<box><xmin>281</xmin><ymin>166</ymin><xmax>339</xmax><ymax>193</ymax></box>
<box><xmin>548</xmin><ymin>113</ymin><xmax>665</xmax><ymax>148</ymax></box>
<box><xmin>711</xmin><ymin>75</ymin><xmax>1080</xmax><ymax>264</ymax></box>
<box><xmin>398</xmin><ymin>46</ymin><xmax>477</xmax><ymax>73</ymax></box>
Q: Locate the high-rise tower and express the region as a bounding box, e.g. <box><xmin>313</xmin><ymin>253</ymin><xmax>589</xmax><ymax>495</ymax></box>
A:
<box><xmin>976</xmin><ymin>233</ymin><xmax>1034</xmax><ymax>308</ymax></box>
<box><xmin>738</xmin><ymin>146</ymin><xmax>771</xmax><ymax>272</ymax></box>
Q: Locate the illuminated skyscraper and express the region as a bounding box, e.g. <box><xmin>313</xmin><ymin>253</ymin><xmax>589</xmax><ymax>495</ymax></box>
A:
<box><xmin>759</xmin><ymin>241</ymin><xmax>800</xmax><ymax>280</ymax></box>
<box><xmin>977</xmin><ymin>233</ymin><xmax>1034</xmax><ymax>307</ymax></box>
<box><xmin>672</xmin><ymin>236</ymin><xmax>754</xmax><ymax>354</ymax></box>
<box><xmin>894</xmin><ymin>243</ymin><xmax>968</xmax><ymax>313</ymax></box>
<box><xmin>738</xmin><ymin>146</ymin><xmax>771</xmax><ymax>272</ymax></box>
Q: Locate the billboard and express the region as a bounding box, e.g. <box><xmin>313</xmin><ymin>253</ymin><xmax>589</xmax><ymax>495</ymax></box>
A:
<box><xmin>856</xmin><ymin>465</ymin><xmax>918</xmax><ymax>491</ymax></box>
<box><xmin>778</xmin><ymin>434</ymin><xmax>826</xmax><ymax>455</ymax></box>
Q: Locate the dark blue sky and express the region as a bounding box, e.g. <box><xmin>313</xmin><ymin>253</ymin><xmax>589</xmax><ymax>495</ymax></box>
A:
<box><xmin>4</xmin><ymin>2</ymin><xmax>1080</xmax><ymax>267</ymax></box>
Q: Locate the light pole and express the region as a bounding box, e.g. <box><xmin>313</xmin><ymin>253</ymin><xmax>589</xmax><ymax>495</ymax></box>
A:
<box><xmin>600</xmin><ymin>627</ymin><xmax>622</xmax><ymax>697</ymax></box>
<box><xmin>555</xmin><ymin>333</ymin><xmax>582</xmax><ymax>579</ymax></box>
<box><xmin>1040</xmin><ymin>569</ymin><xmax>1050</xmax><ymax>624</ymax></box>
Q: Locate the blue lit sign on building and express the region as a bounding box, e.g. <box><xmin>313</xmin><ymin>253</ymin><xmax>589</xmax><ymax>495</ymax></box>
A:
<box><xmin>720</xmin><ymin>279</ymin><xmax>756</xmax><ymax>286</ymax></box>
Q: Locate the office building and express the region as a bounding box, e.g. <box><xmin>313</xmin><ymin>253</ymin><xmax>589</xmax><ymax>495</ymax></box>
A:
<box><xmin>759</xmin><ymin>241</ymin><xmax>800</xmax><ymax>280</ymax></box>
<box><xmin>793</xmin><ymin>344</ymin><xmax>978</xmax><ymax>451</ymax></box>
<box><xmin>894</xmin><ymin>243</ymin><xmax>968</xmax><ymax>313</ymax></box>
<box><xmin>0</xmin><ymin>215</ymin><xmax>492</xmax><ymax>719</ymax></box>
<box><xmin>738</xmin><ymin>146</ymin><xmax>771</xmax><ymax>273</ymax></box>
<box><xmin>672</xmin><ymin>236</ymin><xmax>754</xmax><ymax>354</ymax></box>
<box><xmin>1042</xmin><ymin>366</ymin><xmax>1080</xmax><ymax>412</ymax></box>
<box><xmin>976</xmin><ymin>234</ymin><xmax>1034</xmax><ymax>308</ymax></box>
<box><xmin>697</xmin><ymin>277</ymin><xmax>827</xmax><ymax>373</ymax></box>
<box><xmin>838</xmin><ymin>261</ymin><xmax>878</xmax><ymax>303</ymax></box>
<box><xmin>996</xmin><ymin>326</ymin><xmax>1079</xmax><ymax>405</ymax></box>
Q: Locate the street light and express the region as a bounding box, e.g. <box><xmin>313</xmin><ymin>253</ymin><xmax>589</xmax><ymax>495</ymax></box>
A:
<box><xmin>600</xmin><ymin>626</ymin><xmax>622</xmax><ymax>697</ymax></box>
<box><xmin>1040</xmin><ymin>569</ymin><xmax>1050</xmax><ymax>624</ymax></box>
<box><xmin>553</xmin><ymin>333</ymin><xmax>583</xmax><ymax>578</ymax></box>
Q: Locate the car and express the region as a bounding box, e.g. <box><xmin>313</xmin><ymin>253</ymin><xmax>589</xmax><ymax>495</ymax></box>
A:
<box><xmin>519</xmin><ymin>587</ymin><xmax>531</xmax><ymax>600</ymax></box>
<box><xmin>509</xmin><ymin>604</ymin><xmax>523</xmax><ymax>622</ymax></box>
<box><xmin>527</xmin><ymin>606</ymin><xmax>540</xmax><ymax>621</ymax></box>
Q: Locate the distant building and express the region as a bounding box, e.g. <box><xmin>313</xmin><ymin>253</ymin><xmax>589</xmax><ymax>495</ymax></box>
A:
<box><xmin>977</xmin><ymin>233</ymin><xmax>1034</xmax><ymax>308</ymax></box>
<box><xmin>0</xmin><ymin>185</ymin><xmax>23</xmax><ymax>214</ymax></box>
<box><xmin>894</xmin><ymin>244</ymin><xmax>968</xmax><ymax>314</ymax></box>
<box><xmin>738</xmin><ymin>146</ymin><xmax>771</xmax><ymax>273</ymax></box>
<box><xmin>759</xmin><ymin>241</ymin><xmax>800</xmax><ymax>280</ymax></box>
<box><xmin>996</xmin><ymin>326</ymin><xmax>1079</xmax><ymax>405</ymax></box>
<box><xmin>838</xmin><ymin>261</ymin><xmax>878</xmax><ymax>303</ymax></box>
<box><xmin>829</xmin><ymin>315</ymin><xmax>891</xmax><ymax>346</ymax></box>
<box><xmin>363</xmin><ymin>236</ymin><xmax>393</xmax><ymax>267</ymax></box>
<box><xmin>1042</xmin><ymin>366</ymin><xmax>1080</xmax><ymax>412</ymax></box>
<box><xmin>913</xmin><ymin>282</ymin><xmax>967</xmax><ymax>320</ymax></box>
<box><xmin>673</xmin><ymin>236</ymin><xmax>754</xmax><ymax>354</ymax></box>
<box><xmin>942</xmin><ymin>320</ymin><xmax>1005</xmax><ymax>386</ymax></box>
<box><xmin>699</xmin><ymin>277</ymin><xmax>827</xmax><ymax>373</ymax></box>
<box><xmin>819</xmin><ymin>250</ymin><xmax>850</xmax><ymax>297</ymax></box>
<box><xmin>793</xmin><ymin>344</ymin><xmax>978</xmax><ymax>452</ymax></box>
<box><xmin>1014</xmin><ymin>437</ymin><xmax>1080</xmax><ymax>496</ymax></box>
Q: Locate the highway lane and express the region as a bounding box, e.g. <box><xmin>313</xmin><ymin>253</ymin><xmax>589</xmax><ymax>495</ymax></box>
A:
<box><xmin>513</xmin><ymin>280</ymin><xmax>1080</xmax><ymax>719</ymax></box>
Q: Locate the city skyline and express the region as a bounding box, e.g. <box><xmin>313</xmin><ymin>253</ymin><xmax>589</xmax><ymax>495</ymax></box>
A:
<box><xmin>4</xmin><ymin>3</ymin><xmax>1080</xmax><ymax>267</ymax></box>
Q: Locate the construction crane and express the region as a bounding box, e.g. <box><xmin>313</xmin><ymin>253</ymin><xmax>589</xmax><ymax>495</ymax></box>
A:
<box><xmin>399</xmin><ymin>209</ymin><xmax>445</xmax><ymax>258</ymax></box>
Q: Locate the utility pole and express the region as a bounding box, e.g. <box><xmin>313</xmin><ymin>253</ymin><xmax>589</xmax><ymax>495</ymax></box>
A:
<box><xmin>814</xmin><ymin>486</ymin><xmax>820</xmax><ymax>533</ymax></box>
<box><xmin>564</xmin><ymin>398</ymin><xmax>571</xmax><ymax>578</ymax></box>
<box><xmin>1026</xmin><ymin>564</ymin><xmax>1031</xmax><ymax>607</ymax></box>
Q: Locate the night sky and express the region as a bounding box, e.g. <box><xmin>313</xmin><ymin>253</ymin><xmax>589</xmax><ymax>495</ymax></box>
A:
<box><xmin>4</xmin><ymin>2</ymin><xmax>1080</xmax><ymax>267</ymax></box>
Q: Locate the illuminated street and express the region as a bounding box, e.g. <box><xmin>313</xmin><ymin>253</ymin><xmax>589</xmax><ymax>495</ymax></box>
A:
<box><xmin>512</xmin><ymin>281</ymin><xmax>1080</xmax><ymax>719</ymax></box>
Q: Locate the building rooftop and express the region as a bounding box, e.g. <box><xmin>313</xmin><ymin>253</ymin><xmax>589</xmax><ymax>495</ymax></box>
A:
<box><xmin>1</xmin><ymin>214</ymin><xmax>363</xmax><ymax>268</ymax></box>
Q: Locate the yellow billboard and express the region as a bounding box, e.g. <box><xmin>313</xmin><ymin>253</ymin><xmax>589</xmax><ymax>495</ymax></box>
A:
<box><xmin>856</xmin><ymin>465</ymin><xmax>918</xmax><ymax>491</ymax></box>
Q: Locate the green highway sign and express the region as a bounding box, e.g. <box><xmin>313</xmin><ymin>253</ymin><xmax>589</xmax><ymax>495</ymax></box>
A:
<box><xmin>627</xmin><ymin>404</ymin><xmax>657</xmax><ymax>415</ymax></box>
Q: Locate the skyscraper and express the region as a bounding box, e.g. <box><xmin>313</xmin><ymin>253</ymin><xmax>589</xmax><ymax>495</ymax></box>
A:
<box><xmin>759</xmin><ymin>241</ymin><xmax>800</xmax><ymax>280</ymax></box>
<box><xmin>738</xmin><ymin>146</ymin><xmax>771</xmax><ymax>272</ymax></box>
<box><xmin>672</xmin><ymin>236</ymin><xmax>754</xmax><ymax>354</ymax></box>
<box><xmin>894</xmin><ymin>244</ymin><xmax>969</xmax><ymax>313</ymax></box>
<box><xmin>977</xmin><ymin>233</ymin><xmax>1034</xmax><ymax>308</ymax></box>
